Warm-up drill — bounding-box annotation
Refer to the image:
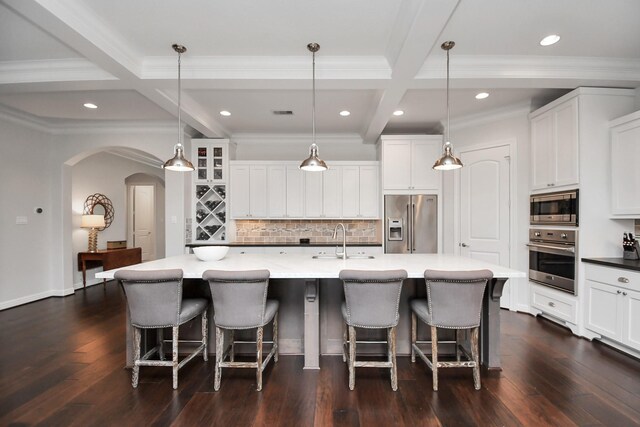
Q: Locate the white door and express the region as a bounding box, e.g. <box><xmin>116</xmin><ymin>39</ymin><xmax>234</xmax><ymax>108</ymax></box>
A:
<box><xmin>132</xmin><ymin>185</ymin><xmax>155</xmax><ymax>261</ymax></box>
<box><xmin>359</xmin><ymin>166</ymin><xmax>379</xmax><ymax>218</ymax></box>
<box><xmin>622</xmin><ymin>288</ymin><xmax>640</xmax><ymax>350</ymax></box>
<box><xmin>530</xmin><ymin>112</ymin><xmax>553</xmax><ymax>190</ymax></box>
<box><xmin>382</xmin><ymin>140</ymin><xmax>411</xmax><ymax>190</ymax></box>
<box><xmin>586</xmin><ymin>280</ymin><xmax>622</xmax><ymax>340</ymax></box>
<box><xmin>230</xmin><ymin>165</ymin><xmax>250</xmax><ymax>218</ymax></box>
<box><xmin>249</xmin><ymin>165</ymin><xmax>268</xmax><ymax>218</ymax></box>
<box><xmin>341</xmin><ymin>166</ymin><xmax>360</xmax><ymax>218</ymax></box>
<box><xmin>268</xmin><ymin>166</ymin><xmax>286</xmax><ymax>218</ymax></box>
<box><xmin>459</xmin><ymin>145</ymin><xmax>510</xmax><ymax>306</ymax></box>
<box><xmin>286</xmin><ymin>166</ymin><xmax>304</xmax><ymax>218</ymax></box>
<box><xmin>322</xmin><ymin>167</ymin><xmax>342</xmax><ymax>218</ymax></box>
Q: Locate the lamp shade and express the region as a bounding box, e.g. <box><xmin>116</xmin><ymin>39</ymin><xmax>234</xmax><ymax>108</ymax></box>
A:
<box><xmin>433</xmin><ymin>142</ymin><xmax>463</xmax><ymax>171</ymax></box>
<box><xmin>81</xmin><ymin>214</ymin><xmax>105</xmax><ymax>228</ymax></box>
<box><xmin>299</xmin><ymin>143</ymin><xmax>328</xmax><ymax>171</ymax></box>
<box><xmin>163</xmin><ymin>144</ymin><xmax>194</xmax><ymax>171</ymax></box>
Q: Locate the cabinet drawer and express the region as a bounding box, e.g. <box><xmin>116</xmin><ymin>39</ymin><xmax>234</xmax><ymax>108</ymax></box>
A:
<box><xmin>531</xmin><ymin>284</ymin><xmax>577</xmax><ymax>323</ymax></box>
<box><xmin>585</xmin><ymin>264</ymin><xmax>640</xmax><ymax>290</ymax></box>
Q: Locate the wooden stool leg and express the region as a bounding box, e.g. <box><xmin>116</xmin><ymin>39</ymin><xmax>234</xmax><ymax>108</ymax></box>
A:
<box><xmin>342</xmin><ymin>321</ymin><xmax>347</xmax><ymax>363</ymax></box>
<box><xmin>132</xmin><ymin>327</ymin><xmax>141</xmax><ymax>388</ymax></box>
<box><xmin>172</xmin><ymin>326</ymin><xmax>179</xmax><ymax>390</ymax></box>
<box><xmin>389</xmin><ymin>326</ymin><xmax>398</xmax><ymax>391</ymax></box>
<box><xmin>273</xmin><ymin>311</ymin><xmax>279</xmax><ymax>363</ymax></box>
<box><xmin>348</xmin><ymin>325</ymin><xmax>356</xmax><ymax>390</ymax></box>
<box><xmin>471</xmin><ymin>327</ymin><xmax>481</xmax><ymax>390</ymax></box>
<box><xmin>431</xmin><ymin>325</ymin><xmax>438</xmax><ymax>391</ymax></box>
<box><xmin>158</xmin><ymin>328</ymin><xmax>165</xmax><ymax>361</ymax></box>
<box><xmin>214</xmin><ymin>327</ymin><xmax>224</xmax><ymax>391</ymax></box>
<box><xmin>456</xmin><ymin>329</ymin><xmax>463</xmax><ymax>362</ymax></box>
<box><xmin>256</xmin><ymin>326</ymin><xmax>264</xmax><ymax>391</ymax></box>
<box><xmin>411</xmin><ymin>312</ymin><xmax>417</xmax><ymax>363</ymax></box>
<box><xmin>202</xmin><ymin>310</ymin><xmax>208</xmax><ymax>361</ymax></box>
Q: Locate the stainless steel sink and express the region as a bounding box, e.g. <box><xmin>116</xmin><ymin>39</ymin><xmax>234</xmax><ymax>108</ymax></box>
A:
<box><xmin>311</xmin><ymin>254</ymin><xmax>375</xmax><ymax>259</ymax></box>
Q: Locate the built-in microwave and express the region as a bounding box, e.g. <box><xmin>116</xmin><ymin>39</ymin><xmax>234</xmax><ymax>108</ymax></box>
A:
<box><xmin>530</xmin><ymin>190</ymin><xmax>578</xmax><ymax>226</ymax></box>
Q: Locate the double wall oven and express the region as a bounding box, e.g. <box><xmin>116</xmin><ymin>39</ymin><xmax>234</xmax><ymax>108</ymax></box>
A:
<box><xmin>529</xmin><ymin>189</ymin><xmax>578</xmax><ymax>295</ymax></box>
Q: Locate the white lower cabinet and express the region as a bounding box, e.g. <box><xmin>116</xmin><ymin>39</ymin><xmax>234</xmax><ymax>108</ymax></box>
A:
<box><xmin>585</xmin><ymin>264</ymin><xmax>640</xmax><ymax>353</ymax></box>
<box><xmin>530</xmin><ymin>283</ymin><xmax>578</xmax><ymax>326</ymax></box>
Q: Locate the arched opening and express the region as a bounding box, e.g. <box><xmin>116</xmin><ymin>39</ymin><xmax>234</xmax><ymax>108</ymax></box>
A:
<box><xmin>125</xmin><ymin>173</ymin><xmax>166</xmax><ymax>262</ymax></box>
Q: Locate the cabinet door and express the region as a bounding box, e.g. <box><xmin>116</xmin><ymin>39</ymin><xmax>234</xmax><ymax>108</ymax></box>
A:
<box><xmin>323</xmin><ymin>167</ymin><xmax>342</xmax><ymax>218</ymax></box>
<box><xmin>286</xmin><ymin>166</ymin><xmax>304</xmax><ymax>218</ymax></box>
<box><xmin>531</xmin><ymin>112</ymin><xmax>554</xmax><ymax>190</ymax></box>
<box><xmin>193</xmin><ymin>143</ymin><xmax>211</xmax><ymax>183</ymax></box>
<box><xmin>230</xmin><ymin>165</ymin><xmax>250</xmax><ymax>218</ymax></box>
<box><xmin>249</xmin><ymin>166</ymin><xmax>268</xmax><ymax>218</ymax></box>
<box><xmin>341</xmin><ymin>166</ymin><xmax>360</xmax><ymax>218</ymax></box>
<box><xmin>383</xmin><ymin>141</ymin><xmax>411</xmax><ymax>190</ymax></box>
<box><xmin>304</xmin><ymin>171</ymin><xmax>323</xmax><ymax>217</ymax></box>
<box><xmin>359</xmin><ymin>166</ymin><xmax>379</xmax><ymax>218</ymax></box>
<box><xmin>586</xmin><ymin>280</ymin><xmax>622</xmax><ymax>340</ymax></box>
<box><xmin>411</xmin><ymin>140</ymin><xmax>441</xmax><ymax>190</ymax></box>
<box><xmin>611</xmin><ymin>119</ymin><xmax>640</xmax><ymax>215</ymax></box>
<box><xmin>267</xmin><ymin>166</ymin><xmax>286</xmax><ymax>218</ymax></box>
<box><xmin>553</xmin><ymin>98</ymin><xmax>579</xmax><ymax>187</ymax></box>
<box><xmin>622</xmin><ymin>288</ymin><xmax>640</xmax><ymax>350</ymax></box>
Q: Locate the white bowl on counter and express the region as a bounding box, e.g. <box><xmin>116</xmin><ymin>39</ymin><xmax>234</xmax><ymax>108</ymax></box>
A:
<box><xmin>193</xmin><ymin>246</ymin><xmax>229</xmax><ymax>261</ymax></box>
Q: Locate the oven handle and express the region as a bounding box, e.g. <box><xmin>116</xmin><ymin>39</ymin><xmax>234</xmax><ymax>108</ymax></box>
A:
<box><xmin>526</xmin><ymin>243</ymin><xmax>575</xmax><ymax>254</ymax></box>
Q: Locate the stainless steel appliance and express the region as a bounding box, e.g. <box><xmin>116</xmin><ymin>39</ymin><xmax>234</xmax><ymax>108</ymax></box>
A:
<box><xmin>527</xmin><ymin>228</ymin><xmax>576</xmax><ymax>294</ymax></box>
<box><xmin>530</xmin><ymin>190</ymin><xmax>578</xmax><ymax>226</ymax></box>
<box><xmin>384</xmin><ymin>195</ymin><xmax>437</xmax><ymax>254</ymax></box>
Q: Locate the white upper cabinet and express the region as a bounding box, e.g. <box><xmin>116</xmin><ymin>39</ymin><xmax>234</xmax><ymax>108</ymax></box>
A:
<box><xmin>192</xmin><ymin>140</ymin><xmax>229</xmax><ymax>183</ymax></box>
<box><xmin>381</xmin><ymin>136</ymin><xmax>442</xmax><ymax>192</ymax></box>
<box><xmin>230</xmin><ymin>164</ymin><xmax>266</xmax><ymax>218</ymax></box>
<box><xmin>342</xmin><ymin>165</ymin><xmax>379</xmax><ymax>218</ymax></box>
<box><xmin>610</xmin><ymin>111</ymin><xmax>640</xmax><ymax>216</ymax></box>
<box><xmin>231</xmin><ymin>161</ymin><xmax>379</xmax><ymax>219</ymax></box>
<box><xmin>530</xmin><ymin>97</ymin><xmax>579</xmax><ymax>191</ymax></box>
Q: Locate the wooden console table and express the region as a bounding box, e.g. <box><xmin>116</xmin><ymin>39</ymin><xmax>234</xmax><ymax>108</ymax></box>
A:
<box><xmin>78</xmin><ymin>248</ymin><xmax>142</xmax><ymax>287</ymax></box>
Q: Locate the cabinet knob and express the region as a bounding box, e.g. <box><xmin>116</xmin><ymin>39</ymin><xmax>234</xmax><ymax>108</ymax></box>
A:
<box><xmin>623</xmin><ymin>292</ymin><xmax>628</xmax><ymax>296</ymax></box>
<box><xmin>617</xmin><ymin>290</ymin><xmax>622</xmax><ymax>294</ymax></box>
<box><xmin>618</xmin><ymin>277</ymin><xmax>630</xmax><ymax>283</ymax></box>
<box><xmin>548</xmin><ymin>301</ymin><xmax>556</xmax><ymax>307</ymax></box>
<box><xmin>280</xmin><ymin>251</ymin><xmax>286</xmax><ymax>255</ymax></box>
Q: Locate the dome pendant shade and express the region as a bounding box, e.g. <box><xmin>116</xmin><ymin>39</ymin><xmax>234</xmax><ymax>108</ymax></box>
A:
<box><xmin>163</xmin><ymin>144</ymin><xmax>194</xmax><ymax>171</ymax></box>
<box><xmin>163</xmin><ymin>43</ymin><xmax>194</xmax><ymax>172</ymax></box>
<box><xmin>433</xmin><ymin>142</ymin><xmax>463</xmax><ymax>170</ymax></box>
<box><xmin>433</xmin><ymin>40</ymin><xmax>463</xmax><ymax>171</ymax></box>
<box><xmin>299</xmin><ymin>42</ymin><xmax>328</xmax><ymax>172</ymax></box>
<box><xmin>300</xmin><ymin>143</ymin><xmax>328</xmax><ymax>171</ymax></box>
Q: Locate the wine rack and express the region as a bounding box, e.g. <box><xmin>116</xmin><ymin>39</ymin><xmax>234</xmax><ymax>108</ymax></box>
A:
<box><xmin>194</xmin><ymin>184</ymin><xmax>227</xmax><ymax>242</ymax></box>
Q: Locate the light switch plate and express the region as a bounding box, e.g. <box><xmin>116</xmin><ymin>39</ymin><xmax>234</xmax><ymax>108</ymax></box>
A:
<box><xmin>16</xmin><ymin>216</ymin><xmax>28</xmax><ymax>225</ymax></box>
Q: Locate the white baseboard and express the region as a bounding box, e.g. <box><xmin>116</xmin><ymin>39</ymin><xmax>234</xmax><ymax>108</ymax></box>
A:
<box><xmin>73</xmin><ymin>278</ymin><xmax>107</xmax><ymax>290</ymax></box>
<box><xmin>0</xmin><ymin>290</ymin><xmax>54</xmax><ymax>310</ymax></box>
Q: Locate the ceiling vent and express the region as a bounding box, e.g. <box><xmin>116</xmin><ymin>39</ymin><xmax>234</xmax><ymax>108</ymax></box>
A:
<box><xmin>273</xmin><ymin>110</ymin><xmax>294</xmax><ymax>115</ymax></box>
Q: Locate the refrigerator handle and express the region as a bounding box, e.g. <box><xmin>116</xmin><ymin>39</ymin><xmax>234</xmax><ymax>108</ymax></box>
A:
<box><xmin>406</xmin><ymin>204</ymin><xmax>411</xmax><ymax>252</ymax></box>
<box><xmin>412</xmin><ymin>203</ymin><xmax>416</xmax><ymax>251</ymax></box>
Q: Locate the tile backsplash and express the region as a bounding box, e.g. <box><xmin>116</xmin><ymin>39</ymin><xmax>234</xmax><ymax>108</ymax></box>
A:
<box><xmin>234</xmin><ymin>220</ymin><xmax>380</xmax><ymax>244</ymax></box>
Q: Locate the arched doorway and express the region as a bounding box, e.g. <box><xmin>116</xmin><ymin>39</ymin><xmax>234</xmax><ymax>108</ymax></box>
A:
<box><xmin>125</xmin><ymin>173</ymin><xmax>166</xmax><ymax>262</ymax></box>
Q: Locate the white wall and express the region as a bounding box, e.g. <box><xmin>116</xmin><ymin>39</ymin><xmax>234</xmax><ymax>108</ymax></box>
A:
<box><xmin>235</xmin><ymin>141</ymin><xmax>378</xmax><ymax>161</ymax></box>
<box><xmin>442</xmin><ymin>111</ymin><xmax>531</xmax><ymax>312</ymax></box>
<box><xmin>72</xmin><ymin>152</ymin><xmax>164</xmax><ymax>288</ymax></box>
<box><xmin>0</xmin><ymin>118</ymin><xmax>54</xmax><ymax>309</ymax></box>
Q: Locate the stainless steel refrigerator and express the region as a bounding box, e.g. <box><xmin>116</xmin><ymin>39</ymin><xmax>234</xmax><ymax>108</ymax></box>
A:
<box><xmin>384</xmin><ymin>195</ymin><xmax>437</xmax><ymax>254</ymax></box>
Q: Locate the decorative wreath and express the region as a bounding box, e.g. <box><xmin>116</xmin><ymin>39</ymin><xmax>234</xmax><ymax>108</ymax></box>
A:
<box><xmin>83</xmin><ymin>193</ymin><xmax>114</xmax><ymax>230</ymax></box>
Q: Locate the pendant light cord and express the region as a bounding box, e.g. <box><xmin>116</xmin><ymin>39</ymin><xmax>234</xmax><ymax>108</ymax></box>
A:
<box><xmin>177</xmin><ymin>50</ymin><xmax>182</xmax><ymax>147</ymax></box>
<box><xmin>446</xmin><ymin>47</ymin><xmax>450</xmax><ymax>144</ymax></box>
<box><xmin>312</xmin><ymin>50</ymin><xmax>316</xmax><ymax>145</ymax></box>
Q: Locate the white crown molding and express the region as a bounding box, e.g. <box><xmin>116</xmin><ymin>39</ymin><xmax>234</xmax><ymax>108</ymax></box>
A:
<box><xmin>0</xmin><ymin>59</ymin><xmax>116</xmax><ymax>84</ymax></box>
<box><xmin>0</xmin><ymin>103</ymin><xmax>177</xmax><ymax>135</ymax></box>
<box><xmin>104</xmin><ymin>148</ymin><xmax>163</xmax><ymax>169</ymax></box>
<box><xmin>442</xmin><ymin>100</ymin><xmax>533</xmax><ymax>132</ymax></box>
<box><xmin>141</xmin><ymin>56</ymin><xmax>391</xmax><ymax>80</ymax></box>
<box><xmin>231</xmin><ymin>133</ymin><xmax>363</xmax><ymax>145</ymax></box>
<box><xmin>417</xmin><ymin>55</ymin><xmax>640</xmax><ymax>82</ymax></box>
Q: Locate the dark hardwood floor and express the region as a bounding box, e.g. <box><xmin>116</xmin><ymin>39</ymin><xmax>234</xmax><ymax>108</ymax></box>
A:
<box><xmin>2</xmin><ymin>284</ymin><xmax>640</xmax><ymax>426</ymax></box>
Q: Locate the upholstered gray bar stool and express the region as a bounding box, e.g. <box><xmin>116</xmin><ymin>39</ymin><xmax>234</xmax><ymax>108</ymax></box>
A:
<box><xmin>202</xmin><ymin>269</ymin><xmax>278</xmax><ymax>391</ymax></box>
<box><xmin>114</xmin><ymin>269</ymin><xmax>209</xmax><ymax>390</ymax></box>
<box><xmin>410</xmin><ymin>269</ymin><xmax>493</xmax><ymax>391</ymax></box>
<box><xmin>339</xmin><ymin>269</ymin><xmax>407</xmax><ymax>391</ymax></box>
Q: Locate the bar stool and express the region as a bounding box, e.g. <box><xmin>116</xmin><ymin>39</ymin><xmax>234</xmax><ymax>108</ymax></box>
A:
<box><xmin>410</xmin><ymin>269</ymin><xmax>493</xmax><ymax>391</ymax></box>
<box><xmin>202</xmin><ymin>269</ymin><xmax>278</xmax><ymax>391</ymax></box>
<box><xmin>114</xmin><ymin>269</ymin><xmax>209</xmax><ymax>390</ymax></box>
<box><xmin>339</xmin><ymin>269</ymin><xmax>407</xmax><ymax>391</ymax></box>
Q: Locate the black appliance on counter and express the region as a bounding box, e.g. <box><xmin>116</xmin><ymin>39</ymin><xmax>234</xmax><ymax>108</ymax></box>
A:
<box><xmin>527</xmin><ymin>228</ymin><xmax>577</xmax><ymax>295</ymax></box>
<box><xmin>530</xmin><ymin>189</ymin><xmax>578</xmax><ymax>226</ymax></box>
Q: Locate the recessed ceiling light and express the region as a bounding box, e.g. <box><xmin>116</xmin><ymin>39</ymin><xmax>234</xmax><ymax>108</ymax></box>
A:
<box><xmin>393</xmin><ymin>110</ymin><xmax>404</xmax><ymax>116</ymax></box>
<box><xmin>83</xmin><ymin>103</ymin><xmax>98</xmax><ymax>109</ymax></box>
<box><xmin>219</xmin><ymin>110</ymin><xmax>231</xmax><ymax>116</ymax></box>
<box><xmin>475</xmin><ymin>92</ymin><xmax>489</xmax><ymax>100</ymax></box>
<box><xmin>339</xmin><ymin>110</ymin><xmax>351</xmax><ymax>117</ymax></box>
<box><xmin>540</xmin><ymin>34</ymin><xmax>560</xmax><ymax>46</ymax></box>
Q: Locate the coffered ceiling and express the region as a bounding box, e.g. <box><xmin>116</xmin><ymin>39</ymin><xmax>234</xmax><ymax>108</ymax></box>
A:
<box><xmin>0</xmin><ymin>0</ymin><xmax>638</xmax><ymax>143</ymax></box>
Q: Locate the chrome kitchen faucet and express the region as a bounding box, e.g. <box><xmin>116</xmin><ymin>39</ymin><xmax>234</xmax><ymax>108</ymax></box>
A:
<box><xmin>333</xmin><ymin>223</ymin><xmax>347</xmax><ymax>260</ymax></box>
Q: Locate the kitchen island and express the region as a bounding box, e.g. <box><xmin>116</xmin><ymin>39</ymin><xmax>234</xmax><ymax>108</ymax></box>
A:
<box><xmin>97</xmin><ymin>253</ymin><xmax>524</xmax><ymax>370</ymax></box>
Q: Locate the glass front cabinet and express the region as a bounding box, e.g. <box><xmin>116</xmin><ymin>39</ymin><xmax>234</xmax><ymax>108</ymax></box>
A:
<box><xmin>191</xmin><ymin>139</ymin><xmax>231</xmax><ymax>242</ymax></box>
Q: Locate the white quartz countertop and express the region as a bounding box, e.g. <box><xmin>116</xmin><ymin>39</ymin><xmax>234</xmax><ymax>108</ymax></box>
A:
<box><xmin>96</xmin><ymin>253</ymin><xmax>525</xmax><ymax>280</ymax></box>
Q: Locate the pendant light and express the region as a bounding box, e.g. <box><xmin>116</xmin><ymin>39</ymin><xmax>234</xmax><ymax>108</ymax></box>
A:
<box><xmin>300</xmin><ymin>42</ymin><xmax>328</xmax><ymax>172</ymax></box>
<box><xmin>433</xmin><ymin>41</ymin><xmax>463</xmax><ymax>171</ymax></box>
<box><xmin>163</xmin><ymin>44</ymin><xmax>195</xmax><ymax>172</ymax></box>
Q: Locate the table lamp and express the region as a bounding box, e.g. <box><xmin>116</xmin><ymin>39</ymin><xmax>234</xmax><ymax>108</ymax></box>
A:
<box><xmin>81</xmin><ymin>214</ymin><xmax>105</xmax><ymax>252</ymax></box>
